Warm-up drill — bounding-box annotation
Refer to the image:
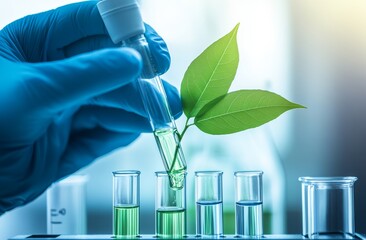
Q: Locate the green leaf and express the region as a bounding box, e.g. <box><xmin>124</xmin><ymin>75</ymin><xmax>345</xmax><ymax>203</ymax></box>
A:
<box><xmin>194</xmin><ymin>90</ymin><xmax>305</xmax><ymax>135</ymax></box>
<box><xmin>181</xmin><ymin>23</ymin><xmax>240</xmax><ymax>118</ymax></box>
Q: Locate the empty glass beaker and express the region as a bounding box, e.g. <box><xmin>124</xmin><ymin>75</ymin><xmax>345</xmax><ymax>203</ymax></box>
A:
<box><xmin>234</xmin><ymin>171</ymin><xmax>263</xmax><ymax>238</ymax></box>
<box><xmin>113</xmin><ymin>170</ymin><xmax>140</xmax><ymax>238</ymax></box>
<box><xmin>195</xmin><ymin>171</ymin><xmax>223</xmax><ymax>238</ymax></box>
<box><xmin>155</xmin><ymin>171</ymin><xmax>187</xmax><ymax>238</ymax></box>
<box><xmin>47</xmin><ymin>174</ymin><xmax>88</xmax><ymax>234</ymax></box>
<box><xmin>299</xmin><ymin>176</ymin><xmax>357</xmax><ymax>239</ymax></box>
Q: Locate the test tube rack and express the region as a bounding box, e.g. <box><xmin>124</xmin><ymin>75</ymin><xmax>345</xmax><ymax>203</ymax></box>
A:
<box><xmin>9</xmin><ymin>234</ymin><xmax>366</xmax><ymax>240</ymax></box>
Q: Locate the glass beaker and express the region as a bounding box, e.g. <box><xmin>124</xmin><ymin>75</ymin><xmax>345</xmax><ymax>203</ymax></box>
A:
<box><xmin>195</xmin><ymin>171</ymin><xmax>223</xmax><ymax>238</ymax></box>
<box><xmin>299</xmin><ymin>177</ymin><xmax>357</xmax><ymax>239</ymax></box>
<box><xmin>155</xmin><ymin>171</ymin><xmax>187</xmax><ymax>238</ymax></box>
<box><xmin>113</xmin><ymin>170</ymin><xmax>140</xmax><ymax>238</ymax></box>
<box><xmin>47</xmin><ymin>174</ymin><xmax>88</xmax><ymax>234</ymax></box>
<box><xmin>234</xmin><ymin>171</ymin><xmax>263</xmax><ymax>238</ymax></box>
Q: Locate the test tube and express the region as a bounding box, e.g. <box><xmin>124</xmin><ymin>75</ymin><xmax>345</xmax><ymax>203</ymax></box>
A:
<box><xmin>155</xmin><ymin>171</ymin><xmax>186</xmax><ymax>238</ymax></box>
<box><xmin>47</xmin><ymin>175</ymin><xmax>88</xmax><ymax>234</ymax></box>
<box><xmin>113</xmin><ymin>170</ymin><xmax>140</xmax><ymax>238</ymax></box>
<box><xmin>195</xmin><ymin>171</ymin><xmax>223</xmax><ymax>238</ymax></box>
<box><xmin>299</xmin><ymin>176</ymin><xmax>357</xmax><ymax>239</ymax></box>
<box><xmin>234</xmin><ymin>171</ymin><xmax>263</xmax><ymax>238</ymax></box>
<box><xmin>98</xmin><ymin>0</ymin><xmax>187</xmax><ymax>191</ymax></box>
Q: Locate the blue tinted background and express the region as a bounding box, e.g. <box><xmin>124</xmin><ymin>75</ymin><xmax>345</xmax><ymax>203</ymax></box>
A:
<box><xmin>1</xmin><ymin>0</ymin><xmax>365</xmax><ymax>239</ymax></box>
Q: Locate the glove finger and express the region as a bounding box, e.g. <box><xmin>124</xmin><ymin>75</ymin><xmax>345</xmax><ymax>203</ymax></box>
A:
<box><xmin>47</xmin><ymin>1</ymin><xmax>170</xmax><ymax>75</ymax></box>
<box><xmin>57</xmin><ymin>128</ymin><xmax>140</xmax><ymax>179</ymax></box>
<box><xmin>89</xmin><ymin>80</ymin><xmax>182</xmax><ymax>118</ymax></box>
<box><xmin>63</xmin><ymin>24</ymin><xmax>170</xmax><ymax>75</ymax></box>
<box><xmin>63</xmin><ymin>35</ymin><xmax>115</xmax><ymax>58</ymax></box>
<box><xmin>144</xmin><ymin>24</ymin><xmax>171</xmax><ymax>75</ymax></box>
<box><xmin>71</xmin><ymin>105</ymin><xmax>151</xmax><ymax>133</ymax></box>
<box><xmin>46</xmin><ymin>1</ymin><xmax>111</xmax><ymax>60</ymax></box>
<box><xmin>30</xmin><ymin>48</ymin><xmax>142</xmax><ymax>113</ymax></box>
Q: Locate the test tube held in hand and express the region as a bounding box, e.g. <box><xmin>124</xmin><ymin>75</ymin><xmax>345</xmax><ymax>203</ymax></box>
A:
<box><xmin>234</xmin><ymin>171</ymin><xmax>263</xmax><ymax>238</ymax></box>
<box><xmin>195</xmin><ymin>171</ymin><xmax>224</xmax><ymax>238</ymax></box>
<box><xmin>113</xmin><ymin>170</ymin><xmax>140</xmax><ymax>238</ymax></box>
<box><xmin>97</xmin><ymin>0</ymin><xmax>187</xmax><ymax>191</ymax></box>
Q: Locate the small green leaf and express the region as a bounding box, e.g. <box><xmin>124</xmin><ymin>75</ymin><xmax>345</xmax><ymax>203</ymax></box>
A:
<box><xmin>194</xmin><ymin>90</ymin><xmax>305</xmax><ymax>135</ymax></box>
<box><xmin>181</xmin><ymin>23</ymin><xmax>240</xmax><ymax>118</ymax></box>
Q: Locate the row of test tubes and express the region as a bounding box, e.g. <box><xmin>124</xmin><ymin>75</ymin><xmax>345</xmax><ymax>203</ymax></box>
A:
<box><xmin>114</xmin><ymin>172</ymin><xmax>358</xmax><ymax>239</ymax></box>
<box><xmin>46</xmin><ymin>173</ymin><xmax>358</xmax><ymax>239</ymax></box>
<box><xmin>113</xmin><ymin>170</ymin><xmax>263</xmax><ymax>239</ymax></box>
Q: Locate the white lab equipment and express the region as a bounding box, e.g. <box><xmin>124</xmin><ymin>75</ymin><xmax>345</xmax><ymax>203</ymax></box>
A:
<box><xmin>46</xmin><ymin>175</ymin><xmax>88</xmax><ymax>234</ymax></box>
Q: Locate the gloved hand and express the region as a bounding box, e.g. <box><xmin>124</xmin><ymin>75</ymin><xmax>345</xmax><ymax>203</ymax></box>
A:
<box><xmin>0</xmin><ymin>1</ymin><xmax>182</xmax><ymax>215</ymax></box>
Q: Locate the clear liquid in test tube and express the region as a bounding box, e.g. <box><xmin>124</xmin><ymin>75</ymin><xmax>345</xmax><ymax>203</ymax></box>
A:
<box><xmin>195</xmin><ymin>171</ymin><xmax>223</xmax><ymax>238</ymax></box>
<box><xmin>234</xmin><ymin>171</ymin><xmax>263</xmax><ymax>238</ymax></box>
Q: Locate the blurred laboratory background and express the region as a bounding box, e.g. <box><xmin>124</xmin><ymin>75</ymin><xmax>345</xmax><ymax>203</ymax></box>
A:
<box><xmin>1</xmin><ymin>0</ymin><xmax>366</xmax><ymax>238</ymax></box>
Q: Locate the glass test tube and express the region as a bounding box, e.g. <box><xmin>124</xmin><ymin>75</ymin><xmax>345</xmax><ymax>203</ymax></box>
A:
<box><xmin>299</xmin><ymin>177</ymin><xmax>357</xmax><ymax>239</ymax></box>
<box><xmin>97</xmin><ymin>0</ymin><xmax>187</xmax><ymax>191</ymax></box>
<box><xmin>155</xmin><ymin>171</ymin><xmax>186</xmax><ymax>238</ymax></box>
<box><xmin>113</xmin><ymin>170</ymin><xmax>140</xmax><ymax>238</ymax></box>
<box><xmin>234</xmin><ymin>171</ymin><xmax>263</xmax><ymax>238</ymax></box>
<box><xmin>195</xmin><ymin>171</ymin><xmax>223</xmax><ymax>238</ymax></box>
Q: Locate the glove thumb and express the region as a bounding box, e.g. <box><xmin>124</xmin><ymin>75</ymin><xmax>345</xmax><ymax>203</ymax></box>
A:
<box><xmin>31</xmin><ymin>48</ymin><xmax>142</xmax><ymax>112</ymax></box>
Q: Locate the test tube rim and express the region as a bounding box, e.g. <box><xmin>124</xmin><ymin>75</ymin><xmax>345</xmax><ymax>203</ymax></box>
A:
<box><xmin>155</xmin><ymin>171</ymin><xmax>187</xmax><ymax>176</ymax></box>
<box><xmin>298</xmin><ymin>176</ymin><xmax>357</xmax><ymax>185</ymax></box>
<box><xmin>234</xmin><ymin>171</ymin><xmax>264</xmax><ymax>177</ymax></box>
<box><xmin>195</xmin><ymin>170</ymin><xmax>223</xmax><ymax>176</ymax></box>
<box><xmin>113</xmin><ymin>170</ymin><xmax>141</xmax><ymax>176</ymax></box>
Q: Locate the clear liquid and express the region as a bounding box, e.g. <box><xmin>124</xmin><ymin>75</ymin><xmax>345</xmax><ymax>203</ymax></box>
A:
<box><xmin>156</xmin><ymin>207</ymin><xmax>186</xmax><ymax>238</ymax></box>
<box><xmin>154</xmin><ymin>128</ymin><xmax>186</xmax><ymax>190</ymax></box>
<box><xmin>114</xmin><ymin>205</ymin><xmax>139</xmax><ymax>238</ymax></box>
<box><xmin>196</xmin><ymin>201</ymin><xmax>223</xmax><ymax>237</ymax></box>
<box><xmin>235</xmin><ymin>201</ymin><xmax>263</xmax><ymax>237</ymax></box>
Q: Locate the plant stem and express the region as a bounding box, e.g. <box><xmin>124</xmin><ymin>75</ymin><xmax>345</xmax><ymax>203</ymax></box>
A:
<box><xmin>179</xmin><ymin>118</ymin><xmax>192</xmax><ymax>141</ymax></box>
<box><xmin>168</xmin><ymin>117</ymin><xmax>193</xmax><ymax>173</ymax></box>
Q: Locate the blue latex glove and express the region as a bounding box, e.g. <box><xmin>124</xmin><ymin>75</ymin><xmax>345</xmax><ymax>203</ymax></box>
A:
<box><xmin>0</xmin><ymin>1</ymin><xmax>182</xmax><ymax>215</ymax></box>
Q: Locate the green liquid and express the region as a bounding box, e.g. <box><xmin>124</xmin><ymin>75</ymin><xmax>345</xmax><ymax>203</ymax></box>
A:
<box><xmin>156</xmin><ymin>207</ymin><xmax>186</xmax><ymax>238</ymax></box>
<box><xmin>154</xmin><ymin>128</ymin><xmax>187</xmax><ymax>190</ymax></box>
<box><xmin>114</xmin><ymin>205</ymin><xmax>139</xmax><ymax>238</ymax></box>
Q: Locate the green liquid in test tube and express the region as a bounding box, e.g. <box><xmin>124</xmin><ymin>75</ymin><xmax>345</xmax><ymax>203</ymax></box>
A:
<box><xmin>114</xmin><ymin>205</ymin><xmax>139</xmax><ymax>237</ymax></box>
<box><xmin>155</xmin><ymin>171</ymin><xmax>187</xmax><ymax>238</ymax></box>
<box><xmin>154</xmin><ymin>128</ymin><xmax>186</xmax><ymax>189</ymax></box>
<box><xmin>156</xmin><ymin>207</ymin><xmax>186</xmax><ymax>238</ymax></box>
<box><xmin>98</xmin><ymin>0</ymin><xmax>187</xmax><ymax>190</ymax></box>
<box><xmin>112</xmin><ymin>171</ymin><xmax>140</xmax><ymax>238</ymax></box>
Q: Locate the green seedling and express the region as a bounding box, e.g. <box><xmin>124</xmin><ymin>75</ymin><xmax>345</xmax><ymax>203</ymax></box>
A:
<box><xmin>169</xmin><ymin>23</ymin><xmax>304</xmax><ymax>172</ymax></box>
